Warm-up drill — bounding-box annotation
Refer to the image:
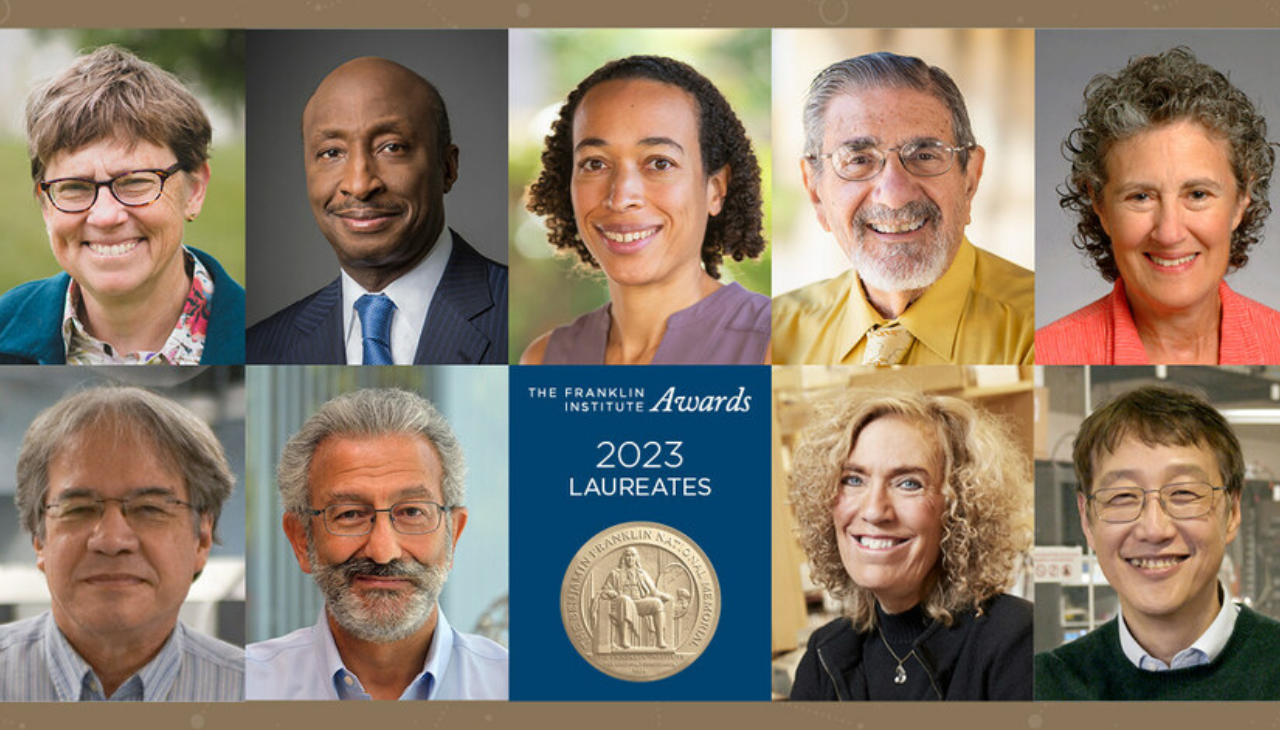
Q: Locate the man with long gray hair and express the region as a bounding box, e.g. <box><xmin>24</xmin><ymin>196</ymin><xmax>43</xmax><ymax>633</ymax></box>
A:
<box><xmin>772</xmin><ymin>51</ymin><xmax>1034</xmax><ymax>365</ymax></box>
<box><xmin>246</xmin><ymin>388</ymin><xmax>507</xmax><ymax>700</ymax></box>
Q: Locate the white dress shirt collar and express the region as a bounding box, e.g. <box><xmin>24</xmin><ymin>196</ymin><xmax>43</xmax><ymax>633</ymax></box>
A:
<box><xmin>341</xmin><ymin>221</ymin><xmax>452</xmax><ymax>365</ymax></box>
<box><xmin>1118</xmin><ymin>580</ymin><xmax>1239</xmax><ymax>671</ymax></box>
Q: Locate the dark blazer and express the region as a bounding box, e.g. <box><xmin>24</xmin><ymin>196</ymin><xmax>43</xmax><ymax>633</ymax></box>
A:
<box><xmin>246</xmin><ymin>230</ymin><xmax>508</xmax><ymax>364</ymax></box>
<box><xmin>0</xmin><ymin>247</ymin><xmax>245</xmax><ymax>365</ymax></box>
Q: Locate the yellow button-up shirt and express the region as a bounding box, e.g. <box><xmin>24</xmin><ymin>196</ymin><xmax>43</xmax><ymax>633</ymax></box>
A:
<box><xmin>771</xmin><ymin>238</ymin><xmax>1034</xmax><ymax>364</ymax></box>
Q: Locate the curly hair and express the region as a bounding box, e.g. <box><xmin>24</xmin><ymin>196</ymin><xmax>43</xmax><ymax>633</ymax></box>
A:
<box><xmin>526</xmin><ymin>55</ymin><xmax>765</xmax><ymax>279</ymax></box>
<box><xmin>788</xmin><ymin>390</ymin><xmax>1031</xmax><ymax>632</ymax></box>
<box><xmin>1061</xmin><ymin>47</ymin><xmax>1274</xmax><ymax>282</ymax></box>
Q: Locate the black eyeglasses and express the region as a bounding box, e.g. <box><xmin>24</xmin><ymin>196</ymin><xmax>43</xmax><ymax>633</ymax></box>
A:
<box><xmin>39</xmin><ymin>162</ymin><xmax>184</xmax><ymax>213</ymax></box>
<box><xmin>307</xmin><ymin>500</ymin><xmax>454</xmax><ymax>536</ymax></box>
<box><xmin>807</xmin><ymin>139</ymin><xmax>974</xmax><ymax>182</ymax></box>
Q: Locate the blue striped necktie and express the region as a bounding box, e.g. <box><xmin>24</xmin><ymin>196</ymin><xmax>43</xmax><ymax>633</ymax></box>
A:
<box><xmin>354</xmin><ymin>293</ymin><xmax>396</xmax><ymax>365</ymax></box>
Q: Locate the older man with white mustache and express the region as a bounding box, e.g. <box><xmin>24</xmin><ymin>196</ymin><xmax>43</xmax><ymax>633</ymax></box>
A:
<box><xmin>246</xmin><ymin>388</ymin><xmax>507</xmax><ymax>700</ymax></box>
<box><xmin>772</xmin><ymin>52</ymin><xmax>1035</xmax><ymax>365</ymax></box>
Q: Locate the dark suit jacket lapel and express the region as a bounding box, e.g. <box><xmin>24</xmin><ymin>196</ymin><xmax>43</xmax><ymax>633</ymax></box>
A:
<box><xmin>293</xmin><ymin>277</ymin><xmax>346</xmax><ymax>364</ymax></box>
<box><xmin>415</xmin><ymin>231</ymin><xmax>495</xmax><ymax>364</ymax></box>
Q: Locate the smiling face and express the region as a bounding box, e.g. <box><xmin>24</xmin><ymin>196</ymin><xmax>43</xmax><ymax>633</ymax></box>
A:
<box><xmin>284</xmin><ymin>433</ymin><xmax>466</xmax><ymax>644</ymax></box>
<box><xmin>35</xmin><ymin>421</ymin><xmax>211</xmax><ymax>653</ymax></box>
<box><xmin>569</xmin><ymin>78</ymin><xmax>728</xmax><ymax>289</ymax></box>
<box><xmin>1079</xmin><ymin>435</ymin><xmax>1239</xmax><ymax>637</ymax></box>
<box><xmin>1094</xmin><ymin>120</ymin><xmax>1249</xmax><ymax>319</ymax></box>
<box><xmin>832</xmin><ymin>414</ymin><xmax>946</xmax><ymax>614</ymax></box>
<box><xmin>40</xmin><ymin>138</ymin><xmax>207</xmax><ymax>306</ymax></box>
<box><xmin>804</xmin><ymin>87</ymin><xmax>983</xmax><ymax>301</ymax></box>
<box><xmin>302</xmin><ymin>58</ymin><xmax>458</xmax><ymax>287</ymax></box>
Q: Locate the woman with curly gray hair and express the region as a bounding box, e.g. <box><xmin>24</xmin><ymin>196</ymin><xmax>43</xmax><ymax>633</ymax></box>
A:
<box><xmin>1038</xmin><ymin>47</ymin><xmax>1280</xmax><ymax>364</ymax></box>
<box><xmin>788</xmin><ymin>390</ymin><xmax>1032</xmax><ymax>701</ymax></box>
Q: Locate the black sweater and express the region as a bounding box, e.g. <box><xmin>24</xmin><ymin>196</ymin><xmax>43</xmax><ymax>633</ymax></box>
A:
<box><xmin>1034</xmin><ymin>605</ymin><xmax>1280</xmax><ymax>700</ymax></box>
<box><xmin>789</xmin><ymin>593</ymin><xmax>1033</xmax><ymax>701</ymax></box>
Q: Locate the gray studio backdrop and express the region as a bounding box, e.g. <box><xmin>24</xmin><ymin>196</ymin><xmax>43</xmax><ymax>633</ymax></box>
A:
<box><xmin>245</xmin><ymin>30</ymin><xmax>508</xmax><ymax>327</ymax></box>
<box><xmin>1035</xmin><ymin>29</ymin><xmax>1280</xmax><ymax>328</ymax></box>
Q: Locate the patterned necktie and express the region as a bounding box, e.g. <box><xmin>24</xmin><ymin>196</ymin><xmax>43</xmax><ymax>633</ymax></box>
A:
<box><xmin>354</xmin><ymin>293</ymin><xmax>397</xmax><ymax>365</ymax></box>
<box><xmin>862</xmin><ymin>322</ymin><xmax>914</xmax><ymax>366</ymax></box>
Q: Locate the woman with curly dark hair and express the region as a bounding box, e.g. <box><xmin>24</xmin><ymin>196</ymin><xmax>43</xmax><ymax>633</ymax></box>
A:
<box><xmin>520</xmin><ymin>55</ymin><xmax>769</xmax><ymax>365</ymax></box>
<box><xmin>1037</xmin><ymin>47</ymin><xmax>1280</xmax><ymax>364</ymax></box>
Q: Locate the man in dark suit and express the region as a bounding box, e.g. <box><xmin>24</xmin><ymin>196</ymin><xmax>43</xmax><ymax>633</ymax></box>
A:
<box><xmin>247</xmin><ymin>57</ymin><xmax>506</xmax><ymax>364</ymax></box>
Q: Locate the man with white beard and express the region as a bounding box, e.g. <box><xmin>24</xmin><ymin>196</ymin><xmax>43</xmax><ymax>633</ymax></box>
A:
<box><xmin>772</xmin><ymin>52</ymin><xmax>1034</xmax><ymax>365</ymax></box>
<box><xmin>246</xmin><ymin>388</ymin><xmax>507</xmax><ymax>699</ymax></box>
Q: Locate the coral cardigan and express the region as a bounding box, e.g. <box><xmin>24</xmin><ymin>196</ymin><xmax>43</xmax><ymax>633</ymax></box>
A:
<box><xmin>1036</xmin><ymin>279</ymin><xmax>1280</xmax><ymax>365</ymax></box>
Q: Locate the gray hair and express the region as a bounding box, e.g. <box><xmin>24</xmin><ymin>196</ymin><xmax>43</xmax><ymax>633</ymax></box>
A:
<box><xmin>1061</xmin><ymin>46</ymin><xmax>1273</xmax><ymax>282</ymax></box>
<box><xmin>802</xmin><ymin>51</ymin><xmax>976</xmax><ymax>175</ymax></box>
<box><xmin>15</xmin><ymin>386</ymin><xmax>235</xmax><ymax>540</ymax></box>
<box><xmin>277</xmin><ymin>388</ymin><xmax>466</xmax><ymax>515</ymax></box>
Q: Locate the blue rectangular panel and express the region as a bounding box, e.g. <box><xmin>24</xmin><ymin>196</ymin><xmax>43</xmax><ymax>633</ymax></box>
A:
<box><xmin>510</xmin><ymin>365</ymin><xmax>770</xmax><ymax>700</ymax></box>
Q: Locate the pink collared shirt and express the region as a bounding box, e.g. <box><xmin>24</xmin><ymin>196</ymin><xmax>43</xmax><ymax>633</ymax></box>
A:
<box><xmin>1036</xmin><ymin>279</ymin><xmax>1280</xmax><ymax>365</ymax></box>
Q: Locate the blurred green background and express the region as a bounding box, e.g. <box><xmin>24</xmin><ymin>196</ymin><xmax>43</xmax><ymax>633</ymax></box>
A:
<box><xmin>507</xmin><ymin>29</ymin><xmax>771</xmax><ymax>363</ymax></box>
<box><xmin>0</xmin><ymin>29</ymin><xmax>244</xmax><ymax>291</ymax></box>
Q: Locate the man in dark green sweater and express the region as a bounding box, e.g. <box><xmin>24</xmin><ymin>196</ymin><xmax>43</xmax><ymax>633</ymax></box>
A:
<box><xmin>1035</xmin><ymin>386</ymin><xmax>1280</xmax><ymax>700</ymax></box>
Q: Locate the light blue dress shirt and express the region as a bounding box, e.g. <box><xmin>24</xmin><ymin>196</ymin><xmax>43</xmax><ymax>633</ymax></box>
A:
<box><xmin>0</xmin><ymin>611</ymin><xmax>244</xmax><ymax>701</ymax></box>
<box><xmin>1118</xmin><ymin>581</ymin><xmax>1240</xmax><ymax>671</ymax></box>
<box><xmin>245</xmin><ymin>608</ymin><xmax>508</xmax><ymax>700</ymax></box>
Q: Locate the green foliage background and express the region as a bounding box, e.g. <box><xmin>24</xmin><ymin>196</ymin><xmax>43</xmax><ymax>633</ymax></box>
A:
<box><xmin>1</xmin><ymin>29</ymin><xmax>244</xmax><ymax>291</ymax></box>
<box><xmin>508</xmin><ymin>29</ymin><xmax>771</xmax><ymax>362</ymax></box>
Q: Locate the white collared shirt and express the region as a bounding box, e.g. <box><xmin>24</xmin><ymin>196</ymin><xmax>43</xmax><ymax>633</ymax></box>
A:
<box><xmin>341</xmin><ymin>222</ymin><xmax>452</xmax><ymax>365</ymax></box>
<box><xmin>1118</xmin><ymin>580</ymin><xmax>1239</xmax><ymax>671</ymax></box>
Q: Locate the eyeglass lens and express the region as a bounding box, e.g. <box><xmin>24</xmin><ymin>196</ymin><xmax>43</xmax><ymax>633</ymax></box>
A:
<box><xmin>46</xmin><ymin>494</ymin><xmax>188</xmax><ymax>527</ymax></box>
<box><xmin>831</xmin><ymin>140</ymin><xmax>957</xmax><ymax>181</ymax></box>
<box><xmin>46</xmin><ymin>171</ymin><xmax>168</xmax><ymax>212</ymax></box>
<box><xmin>323</xmin><ymin>501</ymin><xmax>443</xmax><ymax>535</ymax></box>
<box><xmin>1092</xmin><ymin>483</ymin><xmax>1218</xmax><ymax>522</ymax></box>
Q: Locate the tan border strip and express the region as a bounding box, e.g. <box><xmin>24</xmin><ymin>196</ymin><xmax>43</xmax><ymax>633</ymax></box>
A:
<box><xmin>2</xmin><ymin>0</ymin><xmax>1276</xmax><ymax>28</ymax></box>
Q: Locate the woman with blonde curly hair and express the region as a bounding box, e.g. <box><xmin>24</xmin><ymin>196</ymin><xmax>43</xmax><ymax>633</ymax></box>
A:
<box><xmin>788</xmin><ymin>390</ymin><xmax>1032</xmax><ymax>700</ymax></box>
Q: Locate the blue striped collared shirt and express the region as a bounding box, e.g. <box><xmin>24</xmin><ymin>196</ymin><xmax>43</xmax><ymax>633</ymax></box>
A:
<box><xmin>0</xmin><ymin>611</ymin><xmax>244</xmax><ymax>701</ymax></box>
